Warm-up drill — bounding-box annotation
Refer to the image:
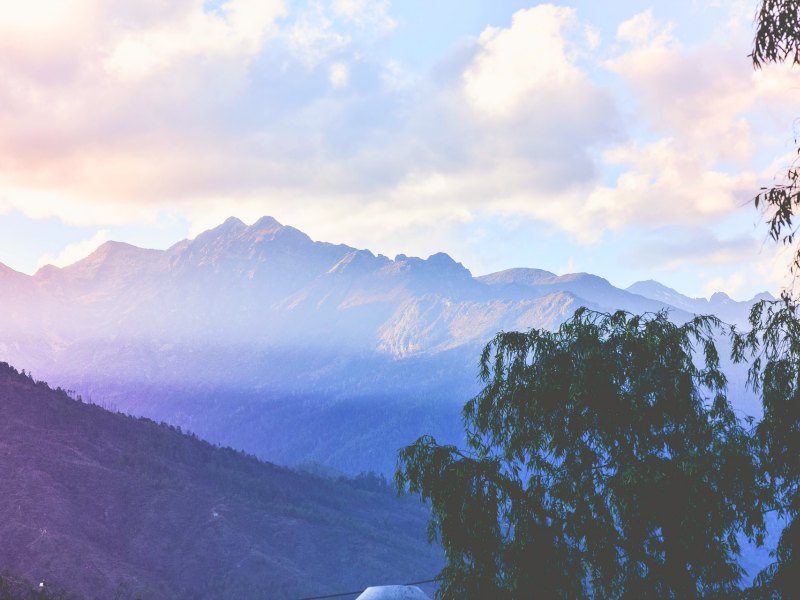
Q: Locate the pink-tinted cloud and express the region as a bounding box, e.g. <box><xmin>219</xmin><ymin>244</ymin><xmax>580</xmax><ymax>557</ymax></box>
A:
<box><xmin>0</xmin><ymin>0</ymin><xmax>796</xmax><ymax>301</ymax></box>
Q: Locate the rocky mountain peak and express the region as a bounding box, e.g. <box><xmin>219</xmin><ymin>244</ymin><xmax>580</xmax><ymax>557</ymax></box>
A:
<box><xmin>752</xmin><ymin>291</ymin><xmax>776</xmax><ymax>302</ymax></box>
<box><xmin>710</xmin><ymin>291</ymin><xmax>733</xmax><ymax>304</ymax></box>
<box><xmin>477</xmin><ymin>268</ymin><xmax>557</xmax><ymax>287</ymax></box>
<box><xmin>249</xmin><ymin>215</ymin><xmax>282</xmax><ymax>233</ymax></box>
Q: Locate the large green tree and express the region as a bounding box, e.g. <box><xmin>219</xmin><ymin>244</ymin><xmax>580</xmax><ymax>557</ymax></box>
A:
<box><xmin>397</xmin><ymin>309</ymin><xmax>765</xmax><ymax>599</ymax></box>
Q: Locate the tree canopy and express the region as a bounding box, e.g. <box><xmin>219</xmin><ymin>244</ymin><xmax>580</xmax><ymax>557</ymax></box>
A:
<box><xmin>753</xmin><ymin>0</ymin><xmax>800</xmax><ymax>68</ymax></box>
<box><xmin>752</xmin><ymin>0</ymin><xmax>800</xmax><ymax>272</ymax></box>
<box><xmin>733</xmin><ymin>298</ymin><xmax>800</xmax><ymax>596</ymax></box>
<box><xmin>744</xmin><ymin>5</ymin><xmax>800</xmax><ymax>592</ymax></box>
<box><xmin>397</xmin><ymin>309</ymin><xmax>766</xmax><ymax>599</ymax></box>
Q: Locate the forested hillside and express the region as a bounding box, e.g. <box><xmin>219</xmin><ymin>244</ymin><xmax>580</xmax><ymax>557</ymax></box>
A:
<box><xmin>0</xmin><ymin>363</ymin><xmax>441</xmax><ymax>600</ymax></box>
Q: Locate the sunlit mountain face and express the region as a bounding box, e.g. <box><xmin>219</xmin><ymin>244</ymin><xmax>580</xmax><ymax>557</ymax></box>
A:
<box><xmin>0</xmin><ymin>217</ymin><xmax>771</xmax><ymax>475</ymax></box>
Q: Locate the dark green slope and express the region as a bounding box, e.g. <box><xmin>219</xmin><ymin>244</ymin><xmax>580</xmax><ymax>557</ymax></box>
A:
<box><xmin>0</xmin><ymin>363</ymin><xmax>441</xmax><ymax>600</ymax></box>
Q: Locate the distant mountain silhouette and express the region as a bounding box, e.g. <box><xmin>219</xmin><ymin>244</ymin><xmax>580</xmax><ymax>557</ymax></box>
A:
<box><xmin>0</xmin><ymin>217</ymin><xmax>772</xmax><ymax>473</ymax></box>
<box><xmin>0</xmin><ymin>362</ymin><xmax>441</xmax><ymax>600</ymax></box>
<box><xmin>627</xmin><ymin>279</ymin><xmax>773</xmax><ymax>325</ymax></box>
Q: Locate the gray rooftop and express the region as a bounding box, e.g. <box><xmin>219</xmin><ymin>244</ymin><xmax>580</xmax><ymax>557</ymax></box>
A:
<box><xmin>355</xmin><ymin>585</ymin><xmax>431</xmax><ymax>600</ymax></box>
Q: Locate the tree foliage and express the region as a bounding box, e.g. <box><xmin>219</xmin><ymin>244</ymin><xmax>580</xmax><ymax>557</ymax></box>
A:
<box><xmin>752</xmin><ymin>0</ymin><xmax>800</xmax><ymax>68</ymax></box>
<box><xmin>397</xmin><ymin>309</ymin><xmax>766</xmax><ymax>599</ymax></box>
<box><xmin>753</xmin><ymin>153</ymin><xmax>800</xmax><ymax>272</ymax></box>
<box><xmin>745</xmin><ymin>4</ymin><xmax>800</xmax><ymax>593</ymax></box>
<box><xmin>728</xmin><ymin>3</ymin><xmax>800</xmax><ymax>594</ymax></box>
<box><xmin>733</xmin><ymin>297</ymin><xmax>800</xmax><ymax>596</ymax></box>
<box><xmin>752</xmin><ymin>0</ymin><xmax>800</xmax><ymax>272</ymax></box>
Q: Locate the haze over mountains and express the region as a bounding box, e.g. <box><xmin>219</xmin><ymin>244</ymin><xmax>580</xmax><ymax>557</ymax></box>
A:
<box><xmin>0</xmin><ymin>216</ymin><xmax>772</xmax><ymax>474</ymax></box>
<box><xmin>0</xmin><ymin>362</ymin><xmax>441</xmax><ymax>600</ymax></box>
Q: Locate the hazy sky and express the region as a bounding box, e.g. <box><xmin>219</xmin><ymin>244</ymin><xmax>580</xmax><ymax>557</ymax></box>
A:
<box><xmin>0</xmin><ymin>0</ymin><xmax>797</xmax><ymax>299</ymax></box>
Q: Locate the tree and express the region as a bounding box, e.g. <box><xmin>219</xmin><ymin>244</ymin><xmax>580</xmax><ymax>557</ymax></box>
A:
<box><xmin>738</xmin><ymin>2</ymin><xmax>800</xmax><ymax>595</ymax></box>
<box><xmin>397</xmin><ymin>309</ymin><xmax>765</xmax><ymax>599</ymax></box>
<box><xmin>752</xmin><ymin>0</ymin><xmax>800</xmax><ymax>272</ymax></box>
<box><xmin>752</xmin><ymin>0</ymin><xmax>800</xmax><ymax>67</ymax></box>
<box><xmin>734</xmin><ymin>298</ymin><xmax>800</xmax><ymax>596</ymax></box>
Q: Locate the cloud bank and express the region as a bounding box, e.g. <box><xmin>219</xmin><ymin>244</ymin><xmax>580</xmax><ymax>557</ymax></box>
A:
<box><xmin>0</xmin><ymin>1</ymin><xmax>797</xmax><ymax>296</ymax></box>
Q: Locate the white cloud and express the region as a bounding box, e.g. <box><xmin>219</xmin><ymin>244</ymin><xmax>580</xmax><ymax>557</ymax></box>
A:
<box><xmin>35</xmin><ymin>229</ymin><xmax>111</xmax><ymax>270</ymax></box>
<box><xmin>329</xmin><ymin>61</ymin><xmax>350</xmax><ymax>87</ymax></box>
<box><xmin>557</xmin><ymin>8</ymin><xmax>800</xmax><ymax>239</ymax></box>
<box><xmin>755</xmin><ymin>241</ymin><xmax>797</xmax><ymax>295</ymax></box>
<box><xmin>332</xmin><ymin>0</ymin><xmax>395</xmax><ymax>31</ymax></box>
<box><xmin>557</xmin><ymin>256</ymin><xmax>577</xmax><ymax>275</ymax></box>
<box><xmin>0</xmin><ymin>0</ymin><xmax>86</xmax><ymax>36</ymax></box>
<box><xmin>381</xmin><ymin>59</ymin><xmax>415</xmax><ymax>90</ymax></box>
<box><xmin>104</xmin><ymin>0</ymin><xmax>285</xmax><ymax>81</ymax></box>
<box><xmin>463</xmin><ymin>5</ymin><xmax>585</xmax><ymax>117</ymax></box>
<box><xmin>616</xmin><ymin>9</ymin><xmax>661</xmax><ymax>46</ymax></box>
<box><xmin>584</xmin><ymin>25</ymin><xmax>601</xmax><ymax>50</ymax></box>
<box><xmin>703</xmin><ymin>272</ymin><xmax>745</xmax><ymax>298</ymax></box>
<box><xmin>580</xmin><ymin>138</ymin><xmax>758</xmax><ymax>235</ymax></box>
<box><xmin>607</xmin><ymin>19</ymin><xmax>754</xmax><ymax>160</ymax></box>
<box><xmin>624</xmin><ymin>228</ymin><xmax>759</xmax><ymax>272</ymax></box>
<box><xmin>0</xmin><ymin>1</ymin><xmax>621</xmax><ymax>246</ymax></box>
<box><xmin>0</xmin><ymin>0</ymin><xmax>795</xmax><ymax>302</ymax></box>
<box><xmin>288</xmin><ymin>1</ymin><xmax>351</xmax><ymax>66</ymax></box>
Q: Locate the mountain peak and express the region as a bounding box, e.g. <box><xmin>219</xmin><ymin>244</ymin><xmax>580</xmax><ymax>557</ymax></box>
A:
<box><xmin>95</xmin><ymin>239</ymin><xmax>137</xmax><ymax>253</ymax></box>
<box><xmin>327</xmin><ymin>249</ymin><xmax>385</xmax><ymax>275</ymax></box>
<box><xmin>191</xmin><ymin>217</ymin><xmax>248</xmax><ymax>247</ymax></box>
<box><xmin>629</xmin><ymin>279</ymin><xmax>674</xmax><ymax>291</ymax></box>
<box><xmin>223</xmin><ymin>216</ymin><xmax>245</xmax><ymax>226</ymax></box>
<box><xmin>66</xmin><ymin>241</ymin><xmax>151</xmax><ymax>269</ymax></box>
<box><xmin>391</xmin><ymin>252</ymin><xmax>471</xmax><ymax>279</ymax></box>
<box><xmin>627</xmin><ymin>280</ymin><xmax>688</xmax><ymax>300</ymax></box>
<box><xmin>477</xmin><ymin>268</ymin><xmax>557</xmax><ymax>287</ymax></box>
<box><xmin>554</xmin><ymin>272</ymin><xmax>606</xmax><ymax>284</ymax></box>
<box><xmin>428</xmin><ymin>253</ymin><xmax>473</xmax><ymax>281</ymax></box>
<box><xmin>752</xmin><ymin>291</ymin><xmax>776</xmax><ymax>302</ymax></box>
<box><xmin>426</xmin><ymin>252</ymin><xmax>470</xmax><ymax>272</ymax></box>
<box><xmin>215</xmin><ymin>216</ymin><xmax>247</xmax><ymax>233</ymax></box>
<box><xmin>710</xmin><ymin>291</ymin><xmax>732</xmax><ymax>304</ymax></box>
<box><xmin>250</xmin><ymin>215</ymin><xmax>282</xmax><ymax>230</ymax></box>
<box><xmin>426</xmin><ymin>252</ymin><xmax>455</xmax><ymax>264</ymax></box>
<box><xmin>245</xmin><ymin>217</ymin><xmax>313</xmax><ymax>246</ymax></box>
<box><xmin>64</xmin><ymin>240</ymin><xmax>164</xmax><ymax>274</ymax></box>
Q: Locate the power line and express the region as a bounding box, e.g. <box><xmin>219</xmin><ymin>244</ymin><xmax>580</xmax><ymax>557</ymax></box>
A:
<box><xmin>294</xmin><ymin>577</ymin><xmax>442</xmax><ymax>600</ymax></box>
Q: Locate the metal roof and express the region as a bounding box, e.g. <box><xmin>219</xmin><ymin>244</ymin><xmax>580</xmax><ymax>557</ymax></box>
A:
<box><xmin>355</xmin><ymin>585</ymin><xmax>431</xmax><ymax>600</ymax></box>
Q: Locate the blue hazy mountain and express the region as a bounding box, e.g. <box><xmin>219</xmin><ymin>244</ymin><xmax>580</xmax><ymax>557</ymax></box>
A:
<box><xmin>0</xmin><ymin>217</ymin><xmax>772</xmax><ymax>474</ymax></box>
<box><xmin>627</xmin><ymin>279</ymin><xmax>773</xmax><ymax>327</ymax></box>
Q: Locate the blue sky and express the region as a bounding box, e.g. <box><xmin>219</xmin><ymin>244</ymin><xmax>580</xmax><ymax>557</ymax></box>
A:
<box><xmin>0</xmin><ymin>0</ymin><xmax>797</xmax><ymax>299</ymax></box>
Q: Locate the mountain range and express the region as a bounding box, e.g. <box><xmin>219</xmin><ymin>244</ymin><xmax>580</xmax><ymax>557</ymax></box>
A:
<box><xmin>0</xmin><ymin>216</ymin><xmax>772</xmax><ymax>474</ymax></box>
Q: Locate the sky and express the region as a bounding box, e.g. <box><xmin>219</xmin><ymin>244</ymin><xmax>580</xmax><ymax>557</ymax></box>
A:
<box><xmin>0</xmin><ymin>0</ymin><xmax>798</xmax><ymax>299</ymax></box>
